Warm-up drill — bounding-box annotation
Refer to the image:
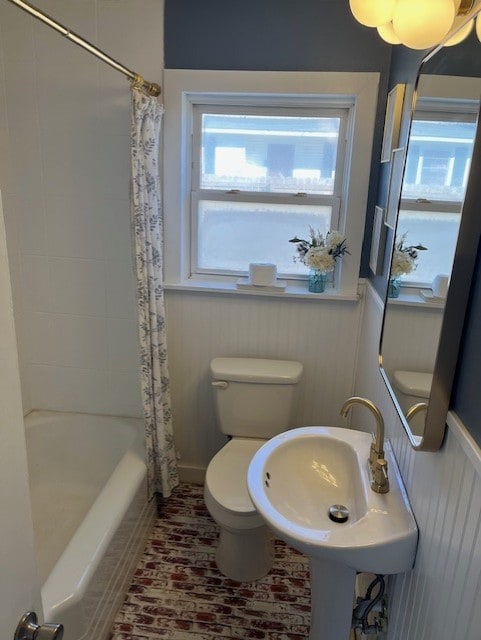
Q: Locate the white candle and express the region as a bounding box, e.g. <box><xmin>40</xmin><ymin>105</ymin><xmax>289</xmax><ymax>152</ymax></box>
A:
<box><xmin>432</xmin><ymin>274</ymin><xmax>449</xmax><ymax>298</ymax></box>
<box><xmin>249</xmin><ymin>263</ymin><xmax>277</xmax><ymax>286</ymax></box>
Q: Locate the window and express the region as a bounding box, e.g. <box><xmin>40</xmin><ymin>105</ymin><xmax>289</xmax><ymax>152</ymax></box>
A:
<box><xmin>398</xmin><ymin>100</ymin><xmax>477</xmax><ymax>286</ymax></box>
<box><xmin>163</xmin><ymin>70</ymin><xmax>379</xmax><ymax>297</ymax></box>
<box><xmin>192</xmin><ymin>105</ymin><xmax>347</xmax><ymax>277</ymax></box>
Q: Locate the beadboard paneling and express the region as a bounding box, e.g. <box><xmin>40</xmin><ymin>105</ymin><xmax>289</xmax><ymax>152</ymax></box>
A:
<box><xmin>355</xmin><ymin>283</ymin><xmax>481</xmax><ymax>640</ymax></box>
<box><xmin>165</xmin><ymin>289</ymin><xmax>364</xmax><ymax>476</ymax></box>
<box><xmin>381</xmin><ymin>302</ymin><xmax>443</xmax><ymax>380</ymax></box>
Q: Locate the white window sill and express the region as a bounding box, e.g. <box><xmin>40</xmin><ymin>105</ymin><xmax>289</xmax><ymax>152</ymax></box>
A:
<box><xmin>387</xmin><ymin>288</ymin><xmax>446</xmax><ymax>309</ymax></box>
<box><xmin>164</xmin><ymin>278</ymin><xmax>361</xmax><ymax>302</ymax></box>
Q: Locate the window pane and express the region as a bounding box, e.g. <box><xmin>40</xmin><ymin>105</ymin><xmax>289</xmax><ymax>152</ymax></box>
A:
<box><xmin>397</xmin><ymin>209</ymin><xmax>461</xmax><ymax>284</ymax></box>
<box><xmin>200</xmin><ymin>113</ymin><xmax>340</xmax><ymax>194</ymax></box>
<box><xmin>402</xmin><ymin>119</ymin><xmax>475</xmax><ymax>202</ymax></box>
<box><xmin>197</xmin><ymin>200</ymin><xmax>332</xmax><ymax>274</ymax></box>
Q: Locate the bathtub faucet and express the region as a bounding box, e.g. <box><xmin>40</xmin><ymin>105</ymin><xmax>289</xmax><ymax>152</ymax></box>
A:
<box><xmin>340</xmin><ymin>396</ymin><xmax>389</xmax><ymax>494</ymax></box>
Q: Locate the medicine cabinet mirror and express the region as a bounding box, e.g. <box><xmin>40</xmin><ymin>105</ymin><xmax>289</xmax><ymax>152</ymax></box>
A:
<box><xmin>379</xmin><ymin>13</ymin><xmax>481</xmax><ymax>451</ymax></box>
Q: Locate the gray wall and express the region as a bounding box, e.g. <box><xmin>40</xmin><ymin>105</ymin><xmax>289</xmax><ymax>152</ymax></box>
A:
<box><xmin>165</xmin><ymin>0</ymin><xmax>388</xmax><ymax>72</ymax></box>
<box><xmin>370</xmin><ymin>46</ymin><xmax>425</xmax><ymax>296</ymax></box>
<box><xmin>164</xmin><ymin>0</ymin><xmax>392</xmax><ymax>276</ymax></box>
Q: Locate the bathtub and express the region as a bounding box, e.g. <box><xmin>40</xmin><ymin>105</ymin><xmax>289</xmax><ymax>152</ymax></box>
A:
<box><xmin>25</xmin><ymin>410</ymin><xmax>155</xmax><ymax>640</ymax></box>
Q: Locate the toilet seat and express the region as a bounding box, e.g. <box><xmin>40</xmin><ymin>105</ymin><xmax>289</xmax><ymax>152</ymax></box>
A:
<box><xmin>205</xmin><ymin>438</ymin><xmax>266</xmax><ymax>518</ymax></box>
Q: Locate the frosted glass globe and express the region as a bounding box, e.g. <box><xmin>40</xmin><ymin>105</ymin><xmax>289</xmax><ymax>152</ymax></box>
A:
<box><xmin>444</xmin><ymin>18</ymin><xmax>473</xmax><ymax>46</ymax></box>
<box><xmin>378</xmin><ymin>22</ymin><xmax>402</xmax><ymax>44</ymax></box>
<box><xmin>350</xmin><ymin>0</ymin><xmax>397</xmax><ymax>27</ymax></box>
<box><xmin>393</xmin><ymin>0</ymin><xmax>456</xmax><ymax>49</ymax></box>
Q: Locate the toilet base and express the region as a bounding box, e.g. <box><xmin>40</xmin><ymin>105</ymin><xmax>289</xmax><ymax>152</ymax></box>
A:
<box><xmin>216</xmin><ymin>525</ymin><xmax>274</xmax><ymax>582</ymax></box>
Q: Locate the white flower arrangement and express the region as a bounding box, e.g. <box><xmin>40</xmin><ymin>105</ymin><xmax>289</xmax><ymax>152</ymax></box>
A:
<box><xmin>289</xmin><ymin>227</ymin><xmax>349</xmax><ymax>273</ymax></box>
<box><xmin>391</xmin><ymin>234</ymin><xmax>428</xmax><ymax>278</ymax></box>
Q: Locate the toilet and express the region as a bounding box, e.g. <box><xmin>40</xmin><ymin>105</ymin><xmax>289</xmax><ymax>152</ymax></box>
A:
<box><xmin>204</xmin><ymin>357</ymin><xmax>303</xmax><ymax>582</ymax></box>
<box><xmin>393</xmin><ymin>370</ymin><xmax>433</xmax><ymax>436</ymax></box>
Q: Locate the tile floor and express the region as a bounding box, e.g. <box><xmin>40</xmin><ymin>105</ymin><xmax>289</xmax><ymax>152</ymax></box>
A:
<box><xmin>109</xmin><ymin>483</ymin><xmax>312</xmax><ymax>639</ymax></box>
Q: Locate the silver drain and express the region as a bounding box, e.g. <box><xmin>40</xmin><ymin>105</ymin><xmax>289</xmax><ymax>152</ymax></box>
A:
<box><xmin>328</xmin><ymin>504</ymin><xmax>350</xmax><ymax>523</ymax></box>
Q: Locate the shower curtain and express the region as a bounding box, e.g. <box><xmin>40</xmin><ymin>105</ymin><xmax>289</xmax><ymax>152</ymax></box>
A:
<box><xmin>130</xmin><ymin>86</ymin><xmax>179</xmax><ymax>500</ymax></box>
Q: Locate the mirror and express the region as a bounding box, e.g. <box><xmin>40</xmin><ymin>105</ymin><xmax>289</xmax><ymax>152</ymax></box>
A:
<box><xmin>380</xmin><ymin>15</ymin><xmax>481</xmax><ymax>450</ymax></box>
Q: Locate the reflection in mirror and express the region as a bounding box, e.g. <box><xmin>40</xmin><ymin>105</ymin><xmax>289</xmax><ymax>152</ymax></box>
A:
<box><xmin>399</xmin><ymin>75</ymin><xmax>478</xmax><ymax>287</ymax></box>
<box><xmin>380</xmin><ymin>19</ymin><xmax>481</xmax><ymax>450</ymax></box>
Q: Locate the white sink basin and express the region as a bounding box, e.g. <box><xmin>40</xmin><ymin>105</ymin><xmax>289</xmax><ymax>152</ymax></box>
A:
<box><xmin>247</xmin><ymin>426</ymin><xmax>418</xmax><ymax>575</ymax></box>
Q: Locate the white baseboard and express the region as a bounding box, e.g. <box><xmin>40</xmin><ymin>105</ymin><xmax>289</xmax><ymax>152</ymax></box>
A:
<box><xmin>178</xmin><ymin>463</ymin><xmax>206</xmax><ymax>485</ymax></box>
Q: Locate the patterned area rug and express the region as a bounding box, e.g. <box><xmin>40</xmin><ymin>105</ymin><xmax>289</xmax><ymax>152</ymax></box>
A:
<box><xmin>110</xmin><ymin>483</ymin><xmax>311</xmax><ymax>639</ymax></box>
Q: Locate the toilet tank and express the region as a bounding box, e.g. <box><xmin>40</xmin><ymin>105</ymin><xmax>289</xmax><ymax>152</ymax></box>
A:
<box><xmin>210</xmin><ymin>357</ymin><xmax>303</xmax><ymax>438</ymax></box>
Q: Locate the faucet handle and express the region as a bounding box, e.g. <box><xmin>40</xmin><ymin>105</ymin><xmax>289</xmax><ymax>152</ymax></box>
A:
<box><xmin>371</xmin><ymin>458</ymin><xmax>389</xmax><ymax>494</ymax></box>
<box><xmin>378</xmin><ymin>458</ymin><xmax>388</xmax><ymax>479</ymax></box>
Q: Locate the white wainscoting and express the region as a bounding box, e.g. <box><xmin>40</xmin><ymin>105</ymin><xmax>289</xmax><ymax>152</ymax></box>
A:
<box><xmin>356</xmin><ymin>282</ymin><xmax>481</xmax><ymax>640</ymax></box>
<box><xmin>382</xmin><ymin>300</ymin><xmax>443</xmax><ymax>381</ymax></box>
<box><xmin>165</xmin><ymin>288</ymin><xmax>364</xmax><ymax>481</ymax></box>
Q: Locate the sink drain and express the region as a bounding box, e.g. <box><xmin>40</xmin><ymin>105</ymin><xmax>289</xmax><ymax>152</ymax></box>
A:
<box><xmin>328</xmin><ymin>504</ymin><xmax>349</xmax><ymax>523</ymax></box>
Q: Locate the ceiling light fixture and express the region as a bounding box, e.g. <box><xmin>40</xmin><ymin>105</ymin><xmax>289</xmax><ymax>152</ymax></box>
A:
<box><xmin>350</xmin><ymin>0</ymin><xmax>477</xmax><ymax>49</ymax></box>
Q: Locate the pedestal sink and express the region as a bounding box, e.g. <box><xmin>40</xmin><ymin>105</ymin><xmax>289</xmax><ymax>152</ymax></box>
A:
<box><xmin>247</xmin><ymin>426</ymin><xmax>418</xmax><ymax>640</ymax></box>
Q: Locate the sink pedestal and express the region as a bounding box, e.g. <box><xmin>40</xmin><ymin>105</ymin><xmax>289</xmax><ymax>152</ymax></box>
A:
<box><xmin>309</xmin><ymin>557</ymin><xmax>356</xmax><ymax>640</ymax></box>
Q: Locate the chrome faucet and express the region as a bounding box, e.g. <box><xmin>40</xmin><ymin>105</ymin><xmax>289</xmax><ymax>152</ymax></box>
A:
<box><xmin>340</xmin><ymin>396</ymin><xmax>389</xmax><ymax>494</ymax></box>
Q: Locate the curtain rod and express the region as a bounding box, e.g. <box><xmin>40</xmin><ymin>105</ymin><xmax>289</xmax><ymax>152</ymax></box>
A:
<box><xmin>6</xmin><ymin>0</ymin><xmax>161</xmax><ymax>97</ymax></box>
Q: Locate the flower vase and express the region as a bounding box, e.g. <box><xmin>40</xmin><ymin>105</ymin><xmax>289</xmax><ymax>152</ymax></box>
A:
<box><xmin>308</xmin><ymin>269</ymin><xmax>327</xmax><ymax>293</ymax></box>
<box><xmin>388</xmin><ymin>277</ymin><xmax>401</xmax><ymax>298</ymax></box>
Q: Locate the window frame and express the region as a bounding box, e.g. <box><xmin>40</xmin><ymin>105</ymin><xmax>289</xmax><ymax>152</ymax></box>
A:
<box><xmin>163</xmin><ymin>70</ymin><xmax>380</xmax><ymax>298</ymax></box>
<box><xmin>397</xmin><ymin>98</ymin><xmax>477</xmax><ymax>288</ymax></box>
<box><xmin>191</xmin><ymin>101</ymin><xmax>348</xmax><ymax>280</ymax></box>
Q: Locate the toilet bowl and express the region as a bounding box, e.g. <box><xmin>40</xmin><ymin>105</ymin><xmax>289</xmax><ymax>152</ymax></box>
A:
<box><xmin>204</xmin><ymin>438</ymin><xmax>274</xmax><ymax>582</ymax></box>
<box><xmin>205</xmin><ymin>357</ymin><xmax>303</xmax><ymax>581</ymax></box>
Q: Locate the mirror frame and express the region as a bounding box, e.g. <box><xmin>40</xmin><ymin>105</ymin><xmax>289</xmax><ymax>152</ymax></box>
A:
<box><xmin>379</xmin><ymin>38</ymin><xmax>481</xmax><ymax>451</ymax></box>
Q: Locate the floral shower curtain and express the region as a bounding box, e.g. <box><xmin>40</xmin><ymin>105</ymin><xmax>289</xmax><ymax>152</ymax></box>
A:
<box><xmin>130</xmin><ymin>86</ymin><xmax>179</xmax><ymax>500</ymax></box>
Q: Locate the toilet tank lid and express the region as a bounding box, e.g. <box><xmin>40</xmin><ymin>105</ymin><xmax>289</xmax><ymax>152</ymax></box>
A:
<box><xmin>210</xmin><ymin>357</ymin><xmax>303</xmax><ymax>384</ymax></box>
<box><xmin>393</xmin><ymin>370</ymin><xmax>433</xmax><ymax>397</ymax></box>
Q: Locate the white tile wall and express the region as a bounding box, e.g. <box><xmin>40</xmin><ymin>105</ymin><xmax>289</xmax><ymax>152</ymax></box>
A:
<box><xmin>45</xmin><ymin>195</ymin><xmax>106</xmax><ymax>259</ymax></box>
<box><xmin>105</xmin><ymin>260</ymin><xmax>137</xmax><ymax>319</ymax></box>
<box><xmin>0</xmin><ymin>0</ymin><xmax>163</xmax><ymax>417</ymax></box>
<box><xmin>355</xmin><ymin>283</ymin><xmax>481</xmax><ymax>640</ymax></box>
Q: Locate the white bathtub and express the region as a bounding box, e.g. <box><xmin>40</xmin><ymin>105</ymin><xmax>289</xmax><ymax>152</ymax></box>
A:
<box><xmin>25</xmin><ymin>410</ymin><xmax>155</xmax><ymax>640</ymax></box>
